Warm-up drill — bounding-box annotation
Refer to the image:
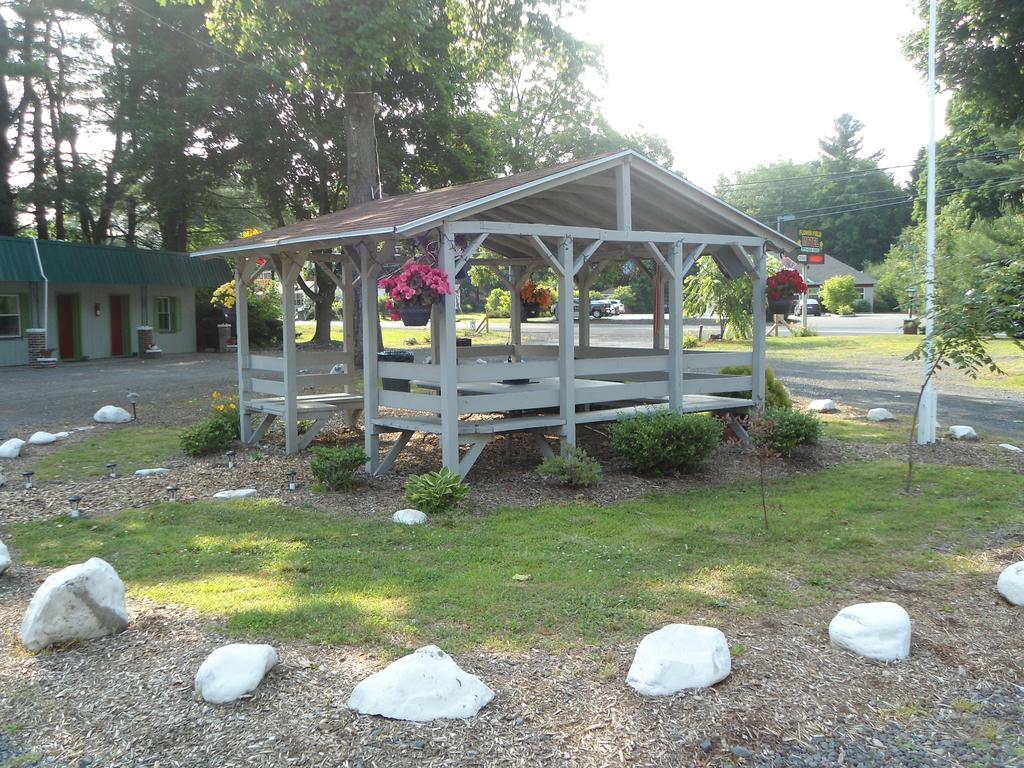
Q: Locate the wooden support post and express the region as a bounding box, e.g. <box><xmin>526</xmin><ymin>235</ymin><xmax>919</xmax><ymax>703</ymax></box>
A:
<box><xmin>577</xmin><ymin>266</ymin><xmax>593</xmax><ymax>350</ymax></box>
<box><xmin>359</xmin><ymin>247</ymin><xmax>381</xmax><ymax>470</ymax></box>
<box><xmin>234</xmin><ymin>257</ymin><xmax>252</xmax><ymax>443</ymax></box>
<box><xmin>280</xmin><ymin>256</ymin><xmax>301</xmax><ymax>454</ymax></box>
<box><xmin>439</xmin><ymin>228</ymin><xmax>461</xmax><ymax>471</ymax></box>
<box><xmin>751</xmin><ymin>245</ymin><xmax>767</xmax><ymax>410</ymax></box>
<box><xmin>341</xmin><ymin>258</ymin><xmax>356</xmax><ymax>376</ymax></box>
<box><xmin>653</xmin><ymin>264</ymin><xmax>665</xmax><ymax>350</ymax></box>
<box><xmin>558</xmin><ymin>236</ymin><xmax>577</xmax><ymax>446</ymax></box>
<box><xmin>509</xmin><ymin>265</ymin><xmax>523</xmax><ymax>351</ymax></box>
<box><xmin>615</xmin><ymin>161</ymin><xmax>632</xmax><ymax>231</ymax></box>
<box><xmin>668</xmin><ymin>240</ymin><xmax>684</xmax><ymax>410</ymax></box>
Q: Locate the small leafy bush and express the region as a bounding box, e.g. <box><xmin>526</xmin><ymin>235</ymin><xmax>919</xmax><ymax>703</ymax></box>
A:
<box><xmin>836</xmin><ymin>304</ymin><xmax>856</xmax><ymax>316</ymax></box>
<box><xmin>180</xmin><ymin>393</ymin><xmax>241</xmax><ymax>456</ymax></box>
<box><xmin>538</xmin><ymin>446</ymin><xmax>603</xmax><ymax>488</ymax></box>
<box><xmin>754</xmin><ymin>407</ymin><xmax>823</xmax><ymax>455</ymax></box>
<box><xmin>485</xmin><ymin>288</ymin><xmax>511</xmax><ymax>318</ymax></box>
<box><xmin>853</xmin><ymin>298</ymin><xmax>871</xmax><ymax>313</ymax></box>
<box><xmin>609</xmin><ymin>411</ymin><xmax>722</xmax><ymax>475</ymax></box>
<box><xmin>720</xmin><ymin>365</ymin><xmax>793</xmax><ymax>410</ymax></box>
<box><xmin>310</xmin><ymin>445</ymin><xmax>369</xmax><ymax>491</ymax></box>
<box><xmin>404</xmin><ymin>467</ymin><xmax>469</xmax><ymax>514</ymax></box>
<box><xmin>683</xmin><ymin>334</ymin><xmax>702</xmax><ymax>349</ymax></box>
<box><xmin>791</xmin><ymin>326</ymin><xmax>819</xmax><ymax>337</ymax></box>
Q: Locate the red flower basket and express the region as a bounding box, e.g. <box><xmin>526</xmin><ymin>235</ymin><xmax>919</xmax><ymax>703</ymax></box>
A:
<box><xmin>765</xmin><ymin>269</ymin><xmax>808</xmax><ymax>315</ymax></box>
<box><xmin>379</xmin><ymin>262</ymin><xmax>453</xmax><ymax>326</ymax></box>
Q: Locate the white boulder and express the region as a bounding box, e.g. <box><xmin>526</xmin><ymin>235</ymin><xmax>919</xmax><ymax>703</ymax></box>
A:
<box><xmin>27</xmin><ymin>431</ymin><xmax>58</xmax><ymax>446</ymax></box>
<box><xmin>0</xmin><ymin>438</ymin><xmax>26</xmax><ymax>459</ymax></box>
<box><xmin>948</xmin><ymin>425</ymin><xmax>978</xmax><ymax>441</ymax></box>
<box><xmin>996</xmin><ymin>561</ymin><xmax>1024</xmax><ymax>606</ymax></box>
<box><xmin>93</xmin><ymin>406</ymin><xmax>132</xmax><ymax>424</ymax></box>
<box><xmin>0</xmin><ymin>539</ymin><xmax>10</xmax><ymax>575</ymax></box>
<box><xmin>195</xmin><ymin>643</ymin><xmax>279</xmax><ymax>704</ymax></box>
<box><xmin>828</xmin><ymin>601</ymin><xmax>911</xmax><ymax>662</ymax></box>
<box><xmin>626</xmin><ymin>624</ymin><xmax>732</xmax><ymax>696</ymax></box>
<box><xmin>867</xmin><ymin>408</ymin><xmax>896</xmax><ymax>422</ymax></box>
<box><xmin>134</xmin><ymin>468</ymin><xmax>171</xmax><ymax>477</ymax></box>
<box><xmin>54</xmin><ymin>431</ymin><xmax>71</xmax><ymax>439</ymax></box>
<box><xmin>998</xmin><ymin>443</ymin><xmax>1022</xmax><ymax>453</ymax></box>
<box><xmin>393</xmin><ymin>508</ymin><xmax>427</xmax><ymax>525</ymax></box>
<box><xmin>329</xmin><ymin>363</ymin><xmax>347</xmax><ymax>375</ymax></box>
<box><xmin>20</xmin><ymin>557</ymin><xmax>129</xmax><ymax>651</ymax></box>
<box><xmin>347</xmin><ymin>645</ymin><xmax>494</xmax><ymax>721</ymax></box>
<box><xmin>807</xmin><ymin>399</ymin><xmax>838</xmax><ymax>413</ymax></box>
<box><xmin>212</xmin><ymin>489</ymin><xmax>258</xmax><ymax>500</ymax></box>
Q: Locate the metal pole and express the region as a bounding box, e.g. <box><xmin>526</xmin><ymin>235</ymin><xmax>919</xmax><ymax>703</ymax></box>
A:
<box><xmin>917</xmin><ymin>0</ymin><xmax>938</xmax><ymax>445</ymax></box>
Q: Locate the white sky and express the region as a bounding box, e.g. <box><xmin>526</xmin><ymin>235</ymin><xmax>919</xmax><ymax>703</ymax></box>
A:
<box><xmin>563</xmin><ymin>0</ymin><xmax>950</xmax><ymax>190</ymax></box>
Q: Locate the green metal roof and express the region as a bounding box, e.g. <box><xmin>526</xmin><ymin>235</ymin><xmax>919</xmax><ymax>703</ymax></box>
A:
<box><xmin>0</xmin><ymin>237</ymin><xmax>230</xmax><ymax>287</ymax></box>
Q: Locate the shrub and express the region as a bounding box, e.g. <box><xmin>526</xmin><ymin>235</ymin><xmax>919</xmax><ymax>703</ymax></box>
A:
<box><xmin>753</xmin><ymin>407</ymin><xmax>823</xmax><ymax>455</ymax></box>
<box><xmin>683</xmin><ymin>334</ymin><xmax>702</xmax><ymax>349</ymax></box>
<box><xmin>180</xmin><ymin>393</ymin><xmax>241</xmax><ymax>456</ymax></box>
<box><xmin>404</xmin><ymin>467</ymin><xmax>469</xmax><ymax>514</ymax></box>
<box><xmin>791</xmin><ymin>326</ymin><xmax>819</xmax><ymax>337</ymax></box>
<box><xmin>485</xmin><ymin>288</ymin><xmax>511</xmax><ymax>318</ymax></box>
<box><xmin>310</xmin><ymin>445</ymin><xmax>369</xmax><ymax>491</ymax></box>
<box><xmin>719</xmin><ymin>365</ymin><xmax>793</xmax><ymax>410</ymax></box>
<box><xmin>818</xmin><ymin>275</ymin><xmax>859</xmax><ymax>313</ymax></box>
<box><xmin>609</xmin><ymin>411</ymin><xmax>722</xmax><ymax>475</ymax></box>
<box><xmin>853</xmin><ymin>298</ymin><xmax>871</xmax><ymax>313</ymax></box>
<box><xmin>611</xmin><ymin>284</ymin><xmax>637</xmax><ymax>309</ymax></box>
<box><xmin>836</xmin><ymin>304</ymin><xmax>856</xmax><ymax>316</ymax></box>
<box><xmin>538</xmin><ymin>446</ymin><xmax>603</xmax><ymax>487</ymax></box>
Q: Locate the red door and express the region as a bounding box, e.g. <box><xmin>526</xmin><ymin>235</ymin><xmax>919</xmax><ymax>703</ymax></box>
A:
<box><xmin>57</xmin><ymin>294</ymin><xmax>76</xmax><ymax>359</ymax></box>
<box><xmin>110</xmin><ymin>296</ymin><xmax>125</xmax><ymax>356</ymax></box>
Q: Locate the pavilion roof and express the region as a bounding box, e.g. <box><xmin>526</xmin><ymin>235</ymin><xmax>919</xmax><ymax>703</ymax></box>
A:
<box><xmin>193</xmin><ymin>150</ymin><xmax>796</xmax><ymax>260</ymax></box>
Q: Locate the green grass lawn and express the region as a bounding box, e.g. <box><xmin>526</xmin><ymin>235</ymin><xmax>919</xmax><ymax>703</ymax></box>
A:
<box><xmin>9</xmin><ymin>461</ymin><xmax>1022</xmax><ymax>654</ymax></box>
<box><xmin>30</xmin><ymin>426</ymin><xmax>183</xmax><ymax>481</ymax></box>
<box><xmin>295</xmin><ymin>319</ymin><xmax>510</xmax><ymax>348</ymax></box>
<box><xmin>820</xmin><ymin>413</ymin><xmax>908</xmax><ymax>443</ymax></box>
<box><xmin>713</xmin><ymin>335</ymin><xmax>1023</xmax><ymax>392</ymax></box>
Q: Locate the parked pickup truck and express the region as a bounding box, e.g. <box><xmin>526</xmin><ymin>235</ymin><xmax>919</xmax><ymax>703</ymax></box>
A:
<box><xmin>551</xmin><ymin>298</ymin><xmax>613</xmax><ymax>320</ymax></box>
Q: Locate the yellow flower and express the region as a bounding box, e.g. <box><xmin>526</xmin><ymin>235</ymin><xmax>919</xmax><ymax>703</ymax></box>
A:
<box><xmin>214</xmin><ymin>404</ymin><xmax>224</xmax><ymax>412</ymax></box>
<box><xmin>212</xmin><ymin>391</ymin><xmax>221</xmax><ymax>399</ymax></box>
<box><xmin>229</xmin><ymin>403</ymin><xmax>237</xmax><ymax>410</ymax></box>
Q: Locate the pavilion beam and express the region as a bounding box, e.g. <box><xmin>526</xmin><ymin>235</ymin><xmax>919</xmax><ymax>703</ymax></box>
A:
<box><xmin>359</xmin><ymin>245</ymin><xmax>381</xmax><ymax>472</ymax></box>
<box><xmin>557</xmin><ymin>236</ymin><xmax>576</xmax><ymax>446</ymax></box>
<box><xmin>616</xmin><ymin>160</ymin><xmax>632</xmax><ymax>231</ymax></box>
<box><xmin>454</xmin><ymin>232</ymin><xmax>489</xmax><ymax>274</ymax></box>
<box><xmin>234</xmin><ymin>256</ymin><xmax>254</xmax><ymax>443</ymax></box>
<box><xmin>653</xmin><ymin>264</ymin><xmax>665</xmax><ymax>350</ymax></box>
<box><xmin>439</xmin><ymin>226</ymin><xmax>460</xmax><ymax>471</ymax></box>
<box><xmin>729</xmin><ymin>243</ymin><xmax>757</xmax><ymax>273</ymax></box>
<box><xmin>751</xmin><ymin>245</ymin><xmax>767</xmax><ymax>410</ymax></box>
<box><xmin>643</xmin><ymin>242</ymin><xmax>673</xmax><ymax>279</ymax></box>
<box><xmin>529</xmin><ymin>235</ymin><xmax>563</xmax><ymax>275</ymax></box>
<box><xmin>341</xmin><ymin>257</ymin><xmax>357</xmax><ymax>408</ymax></box>
<box><xmin>446</xmin><ymin>220</ymin><xmax>765</xmax><ymax>247</ymax></box>
<box><xmin>573</xmin><ymin>239</ymin><xmax>604</xmax><ymax>275</ymax></box>
<box><xmin>668</xmin><ymin>240</ymin><xmax>684</xmax><ymax>410</ymax></box>
<box><xmin>509</xmin><ymin>265</ymin><xmax>530</xmax><ymax>352</ymax></box>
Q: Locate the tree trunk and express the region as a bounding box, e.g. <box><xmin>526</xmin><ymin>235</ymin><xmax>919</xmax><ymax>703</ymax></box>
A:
<box><xmin>43</xmin><ymin>20</ymin><xmax>66</xmax><ymax>241</ymax></box>
<box><xmin>345</xmin><ymin>88</ymin><xmax>378</xmax><ymax>364</ymax></box>
<box><xmin>125</xmin><ymin>195</ymin><xmax>137</xmax><ymax>247</ymax></box>
<box><xmin>0</xmin><ymin>14</ymin><xmax>18</xmax><ymax>236</ymax></box>
<box><xmin>310</xmin><ymin>264</ymin><xmax>337</xmax><ymax>345</ymax></box>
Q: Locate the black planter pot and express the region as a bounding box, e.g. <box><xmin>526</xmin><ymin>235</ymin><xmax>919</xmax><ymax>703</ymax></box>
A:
<box><xmin>522</xmin><ymin>302</ymin><xmax>540</xmax><ymax>319</ymax></box>
<box><xmin>767</xmin><ymin>298</ymin><xmax>792</xmax><ymax>317</ymax></box>
<box><xmin>398</xmin><ymin>304</ymin><xmax>432</xmax><ymax>327</ymax></box>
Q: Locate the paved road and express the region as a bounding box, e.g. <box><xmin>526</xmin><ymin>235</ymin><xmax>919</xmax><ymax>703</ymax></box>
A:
<box><xmin>1</xmin><ymin>330</ymin><xmax>1020</xmax><ymax>442</ymax></box>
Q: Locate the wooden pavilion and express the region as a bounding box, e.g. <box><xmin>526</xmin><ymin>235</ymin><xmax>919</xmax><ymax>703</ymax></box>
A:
<box><xmin>193</xmin><ymin>150</ymin><xmax>796</xmax><ymax>477</ymax></box>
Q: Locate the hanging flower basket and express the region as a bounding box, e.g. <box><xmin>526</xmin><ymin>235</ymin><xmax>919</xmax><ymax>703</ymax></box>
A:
<box><xmin>519</xmin><ymin>281</ymin><xmax>553</xmax><ymax>320</ymax></box>
<box><xmin>379</xmin><ymin>262</ymin><xmax>453</xmax><ymax>327</ymax></box>
<box><xmin>765</xmin><ymin>268</ymin><xmax>808</xmax><ymax>317</ymax></box>
<box><xmin>397</xmin><ymin>304</ymin><xmax>432</xmax><ymax>326</ymax></box>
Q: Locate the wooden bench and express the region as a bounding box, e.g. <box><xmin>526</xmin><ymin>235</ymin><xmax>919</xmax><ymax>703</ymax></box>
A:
<box><xmin>371</xmin><ymin>413</ymin><xmax>565</xmax><ymax>477</ymax></box>
<box><xmin>245</xmin><ymin>393</ymin><xmax>364</xmax><ymax>450</ymax></box>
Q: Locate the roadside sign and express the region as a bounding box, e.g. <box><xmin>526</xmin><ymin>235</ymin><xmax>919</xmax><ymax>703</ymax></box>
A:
<box><xmin>798</xmin><ymin>229</ymin><xmax>823</xmax><ymax>255</ymax></box>
<box><xmin>807</xmin><ymin>253</ymin><xmax>825</xmax><ymax>264</ymax></box>
<box><xmin>795</xmin><ymin>253</ymin><xmax>808</xmax><ymax>263</ymax></box>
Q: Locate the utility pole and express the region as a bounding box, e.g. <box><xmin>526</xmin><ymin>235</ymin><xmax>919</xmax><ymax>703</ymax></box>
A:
<box><xmin>917</xmin><ymin>0</ymin><xmax>938</xmax><ymax>444</ymax></box>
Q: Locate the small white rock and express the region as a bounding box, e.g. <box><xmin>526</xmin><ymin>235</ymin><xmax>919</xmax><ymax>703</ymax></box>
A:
<box><xmin>998</xmin><ymin>443</ymin><xmax>1022</xmax><ymax>453</ymax></box>
<box><xmin>0</xmin><ymin>539</ymin><xmax>10</xmax><ymax>575</ymax></box>
<box><xmin>807</xmin><ymin>399</ymin><xmax>838</xmax><ymax>413</ymax></box>
<box><xmin>20</xmin><ymin>557</ymin><xmax>129</xmax><ymax>651</ymax></box>
<box><xmin>195</xmin><ymin>643</ymin><xmax>279</xmax><ymax>704</ymax></box>
<box><xmin>212</xmin><ymin>489</ymin><xmax>258</xmax><ymax>500</ymax></box>
<box><xmin>996</xmin><ymin>561</ymin><xmax>1024</xmax><ymax>606</ymax></box>
<box><xmin>948</xmin><ymin>425</ymin><xmax>978</xmax><ymax>441</ymax></box>
<box><xmin>347</xmin><ymin>645</ymin><xmax>494</xmax><ymax>721</ymax></box>
<box><xmin>867</xmin><ymin>408</ymin><xmax>896</xmax><ymax>422</ymax></box>
<box><xmin>27</xmin><ymin>431</ymin><xmax>58</xmax><ymax>446</ymax></box>
<box><xmin>134</xmin><ymin>468</ymin><xmax>171</xmax><ymax>477</ymax></box>
<box><xmin>330</xmin><ymin>363</ymin><xmax>347</xmax><ymax>375</ymax></box>
<box><xmin>54</xmin><ymin>431</ymin><xmax>71</xmax><ymax>439</ymax></box>
<box><xmin>626</xmin><ymin>624</ymin><xmax>732</xmax><ymax>696</ymax></box>
<box><xmin>0</xmin><ymin>438</ymin><xmax>25</xmax><ymax>459</ymax></box>
<box><xmin>828</xmin><ymin>601</ymin><xmax>911</xmax><ymax>662</ymax></box>
<box><xmin>393</xmin><ymin>508</ymin><xmax>427</xmax><ymax>525</ymax></box>
<box><xmin>93</xmin><ymin>405</ymin><xmax>132</xmax><ymax>424</ymax></box>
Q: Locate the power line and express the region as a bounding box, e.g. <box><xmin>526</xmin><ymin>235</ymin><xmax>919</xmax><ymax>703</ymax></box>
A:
<box><xmin>717</xmin><ymin>148</ymin><xmax>1009</xmax><ymax>191</ymax></box>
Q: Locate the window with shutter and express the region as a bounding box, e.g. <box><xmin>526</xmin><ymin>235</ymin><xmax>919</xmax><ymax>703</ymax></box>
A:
<box><xmin>156</xmin><ymin>296</ymin><xmax>173</xmax><ymax>332</ymax></box>
<box><xmin>0</xmin><ymin>295</ymin><xmax>20</xmax><ymax>338</ymax></box>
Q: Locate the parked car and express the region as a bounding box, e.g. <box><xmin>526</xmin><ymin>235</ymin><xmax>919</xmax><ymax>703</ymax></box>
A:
<box><xmin>607</xmin><ymin>299</ymin><xmax>625</xmax><ymax>315</ymax></box>
<box><xmin>794</xmin><ymin>298</ymin><xmax>823</xmax><ymax>316</ymax></box>
<box><xmin>552</xmin><ymin>298</ymin><xmax>609</xmax><ymax>320</ymax></box>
